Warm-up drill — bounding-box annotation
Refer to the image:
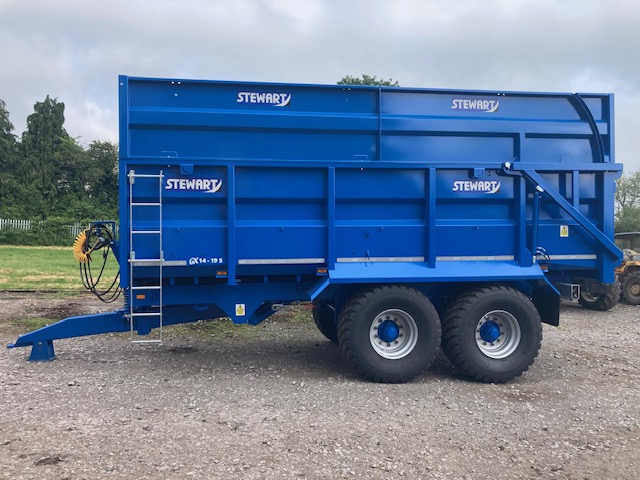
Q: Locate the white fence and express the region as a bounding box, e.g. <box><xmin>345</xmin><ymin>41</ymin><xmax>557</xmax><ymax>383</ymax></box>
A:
<box><xmin>0</xmin><ymin>219</ymin><xmax>89</xmax><ymax>241</ymax></box>
<box><xmin>0</xmin><ymin>219</ymin><xmax>33</xmax><ymax>230</ymax></box>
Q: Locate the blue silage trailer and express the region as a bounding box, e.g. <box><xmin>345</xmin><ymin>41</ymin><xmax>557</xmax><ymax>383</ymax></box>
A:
<box><xmin>9</xmin><ymin>76</ymin><xmax>623</xmax><ymax>383</ymax></box>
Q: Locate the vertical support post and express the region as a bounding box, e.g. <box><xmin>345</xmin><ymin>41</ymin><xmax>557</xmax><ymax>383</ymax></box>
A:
<box><xmin>327</xmin><ymin>167</ymin><xmax>336</xmax><ymax>270</ymax></box>
<box><xmin>119</xmin><ymin>164</ymin><xmax>130</xmax><ymax>289</ymax></box>
<box><xmin>425</xmin><ymin>168</ymin><xmax>436</xmax><ymax>267</ymax></box>
<box><xmin>513</xmin><ymin>132</ymin><xmax>529</xmax><ymax>266</ymax></box>
<box><xmin>531</xmin><ymin>188</ymin><xmax>542</xmax><ymax>256</ymax></box>
<box><xmin>601</xmin><ymin>171</ymin><xmax>616</xmax><ymax>238</ymax></box>
<box><xmin>377</xmin><ymin>88</ymin><xmax>383</xmax><ymax>161</ymax></box>
<box><xmin>227</xmin><ymin>165</ymin><xmax>237</xmax><ymax>285</ymax></box>
<box><xmin>572</xmin><ymin>169</ymin><xmax>580</xmax><ymax>208</ymax></box>
<box><xmin>608</xmin><ymin>93</ymin><xmax>616</xmax><ymax>162</ymax></box>
<box><xmin>118</xmin><ymin>77</ymin><xmax>130</xmax><ymax>290</ymax></box>
<box><xmin>515</xmin><ymin>176</ymin><xmax>529</xmax><ymax>266</ymax></box>
<box><xmin>515</xmin><ymin>133</ymin><xmax>525</xmax><ymax>162</ymax></box>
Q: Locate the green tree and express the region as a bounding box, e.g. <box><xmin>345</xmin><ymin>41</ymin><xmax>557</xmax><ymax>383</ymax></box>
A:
<box><xmin>20</xmin><ymin>96</ymin><xmax>68</xmax><ymax>204</ymax></box>
<box><xmin>337</xmin><ymin>74</ymin><xmax>400</xmax><ymax>87</ymax></box>
<box><xmin>84</xmin><ymin>141</ymin><xmax>119</xmax><ymax>217</ymax></box>
<box><xmin>0</xmin><ymin>99</ymin><xmax>16</xmax><ymax>150</ymax></box>
<box><xmin>19</xmin><ymin>96</ymin><xmax>90</xmax><ymax>216</ymax></box>
<box><xmin>616</xmin><ymin>171</ymin><xmax>640</xmax><ymax>212</ymax></box>
<box><xmin>616</xmin><ymin>206</ymin><xmax>640</xmax><ymax>233</ymax></box>
<box><xmin>52</xmin><ymin>136</ymin><xmax>91</xmax><ymax>206</ymax></box>
<box><xmin>0</xmin><ymin>99</ymin><xmax>19</xmax><ymax>207</ymax></box>
<box><xmin>615</xmin><ymin>171</ymin><xmax>640</xmax><ymax>232</ymax></box>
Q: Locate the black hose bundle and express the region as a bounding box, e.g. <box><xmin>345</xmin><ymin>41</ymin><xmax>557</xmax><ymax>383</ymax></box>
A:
<box><xmin>73</xmin><ymin>223</ymin><xmax>122</xmax><ymax>303</ymax></box>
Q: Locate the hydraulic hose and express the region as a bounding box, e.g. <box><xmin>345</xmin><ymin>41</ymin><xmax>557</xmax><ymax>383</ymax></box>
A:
<box><xmin>73</xmin><ymin>223</ymin><xmax>122</xmax><ymax>303</ymax></box>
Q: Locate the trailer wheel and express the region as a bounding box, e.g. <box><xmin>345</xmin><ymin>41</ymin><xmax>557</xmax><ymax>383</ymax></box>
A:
<box><xmin>312</xmin><ymin>300</ymin><xmax>338</xmax><ymax>344</ymax></box>
<box><xmin>442</xmin><ymin>286</ymin><xmax>542</xmax><ymax>383</ymax></box>
<box><xmin>622</xmin><ymin>272</ymin><xmax>640</xmax><ymax>305</ymax></box>
<box><xmin>338</xmin><ymin>286</ymin><xmax>441</xmax><ymax>383</ymax></box>
<box><xmin>578</xmin><ymin>281</ymin><xmax>621</xmax><ymax>311</ymax></box>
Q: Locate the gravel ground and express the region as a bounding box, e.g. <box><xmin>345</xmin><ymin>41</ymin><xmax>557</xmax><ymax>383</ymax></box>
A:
<box><xmin>1</xmin><ymin>291</ymin><xmax>639</xmax><ymax>479</ymax></box>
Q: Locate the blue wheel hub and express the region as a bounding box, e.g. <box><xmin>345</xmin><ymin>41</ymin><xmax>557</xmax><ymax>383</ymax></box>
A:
<box><xmin>479</xmin><ymin>321</ymin><xmax>501</xmax><ymax>343</ymax></box>
<box><xmin>377</xmin><ymin>319</ymin><xmax>400</xmax><ymax>343</ymax></box>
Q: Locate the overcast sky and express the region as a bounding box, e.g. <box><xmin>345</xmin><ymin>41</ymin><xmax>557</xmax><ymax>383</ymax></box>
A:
<box><xmin>1</xmin><ymin>0</ymin><xmax>639</xmax><ymax>171</ymax></box>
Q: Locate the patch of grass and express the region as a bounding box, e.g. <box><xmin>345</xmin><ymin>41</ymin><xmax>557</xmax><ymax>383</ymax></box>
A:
<box><xmin>272</xmin><ymin>305</ymin><xmax>313</xmax><ymax>324</ymax></box>
<box><xmin>8</xmin><ymin>317</ymin><xmax>52</xmax><ymax>331</ymax></box>
<box><xmin>165</xmin><ymin>318</ymin><xmax>263</xmax><ymax>340</ymax></box>
<box><xmin>0</xmin><ymin>245</ymin><xmax>119</xmax><ymax>292</ymax></box>
<box><xmin>164</xmin><ymin>306</ymin><xmax>313</xmax><ymax>340</ymax></box>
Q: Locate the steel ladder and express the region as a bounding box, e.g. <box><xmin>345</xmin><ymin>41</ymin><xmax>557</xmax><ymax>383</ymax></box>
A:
<box><xmin>128</xmin><ymin>169</ymin><xmax>164</xmax><ymax>344</ymax></box>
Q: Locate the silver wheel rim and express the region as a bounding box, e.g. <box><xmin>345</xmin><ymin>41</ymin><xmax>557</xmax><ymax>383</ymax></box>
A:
<box><xmin>369</xmin><ymin>309</ymin><xmax>418</xmax><ymax>360</ymax></box>
<box><xmin>581</xmin><ymin>292</ymin><xmax>599</xmax><ymax>303</ymax></box>
<box><xmin>475</xmin><ymin>310</ymin><xmax>521</xmax><ymax>359</ymax></box>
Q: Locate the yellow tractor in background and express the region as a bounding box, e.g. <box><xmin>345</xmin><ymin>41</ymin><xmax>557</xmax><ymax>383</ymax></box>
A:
<box><xmin>615</xmin><ymin>232</ymin><xmax>640</xmax><ymax>305</ymax></box>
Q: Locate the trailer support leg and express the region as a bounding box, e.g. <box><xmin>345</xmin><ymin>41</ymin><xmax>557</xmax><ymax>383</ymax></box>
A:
<box><xmin>29</xmin><ymin>340</ymin><xmax>55</xmax><ymax>361</ymax></box>
<box><xmin>7</xmin><ymin>311</ymin><xmax>130</xmax><ymax>361</ymax></box>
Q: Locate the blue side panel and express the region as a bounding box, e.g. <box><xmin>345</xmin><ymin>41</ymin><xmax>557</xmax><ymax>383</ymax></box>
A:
<box><xmin>118</xmin><ymin>76</ymin><xmax>622</xmax><ymax>318</ymax></box>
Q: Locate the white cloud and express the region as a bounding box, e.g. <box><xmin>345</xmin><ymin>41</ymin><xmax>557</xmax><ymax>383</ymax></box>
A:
<box><xmin>1</xmin><ymin>0</ymin><xmax>639</xmax><ymax>171</ymax></box>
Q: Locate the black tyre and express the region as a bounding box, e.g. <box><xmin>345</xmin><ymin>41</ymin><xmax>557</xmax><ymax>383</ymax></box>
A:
<box><xmin>578</xmin><ymin>281</ymin><xmax>621</xmax><ymax>311</ymax></box>
<box><xmin>622</xmin><ymin>272</ymin><xmax>640</xmax><ymax>305</ymax></box>
<box><xmin>337</xmin><ymin>286</ymin><xmax>441</xmax><ymax>383</ymax></box>
<box><xmin>442</xmin><ymin>286</ymin><xmax>542</xmax><ymax>383</ymax></box>
<box><xmin>312</xmin><ymin>300</ymin><xmax>338</xmax><ymax>344</ymax></box>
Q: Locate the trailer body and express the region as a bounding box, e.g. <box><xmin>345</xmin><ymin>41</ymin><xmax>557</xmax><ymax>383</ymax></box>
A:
<box><xmin>9</xmin><ymin>76</ymin><xmax>623</xmax><ymax>382</ymax></box>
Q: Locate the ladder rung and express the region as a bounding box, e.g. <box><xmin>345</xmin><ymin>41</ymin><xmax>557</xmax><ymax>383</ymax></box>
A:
<box><xmin>130</xmin><ymin>173</ymin><xmax>163</xmax><ymax>179</ymax></box>
<box><xmin>132</xmin><ymin>230</ymin><xmax>161</xmax><ymax>234</ymax></box>
<box><xmin>131</xmin><ymin>312</ymin><xmax>162</xmax><ymax>317</ymax></box>
<box><xmin>131</xmin><ymin>339</ymin><xmax>163</xmax><ymax>345</ymax></box>
<box><xmin>131</xmin><ymin>202</ymin><xmax>161</xmax><ymax>207</ymax></box>
<box><xmin>130</xmin><ymin>258</ymin><xmax>164</xmax><ymax>263</ymax></box>
<box><xmin>132</xmin><ymin>285</ymin><xmax>162</xmax><ymax>290</ymax></box>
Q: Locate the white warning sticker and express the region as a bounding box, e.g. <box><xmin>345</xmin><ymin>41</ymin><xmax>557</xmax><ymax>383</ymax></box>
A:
<box><xmin>235</xmin><ymin>304</ymin><xmax>246</xmax><ymax>316</ymax></box>
<box><xmin>560</xmin><ymin>225</ymin><xmax>569</xmax><ymax>238</ymax></box>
